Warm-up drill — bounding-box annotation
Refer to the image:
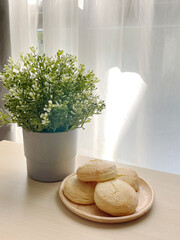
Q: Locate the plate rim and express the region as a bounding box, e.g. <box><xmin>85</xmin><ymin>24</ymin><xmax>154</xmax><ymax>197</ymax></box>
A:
<box><xmin>59</xmin><ymin>173</ymin><xmax>154</xmax><ymax>223</ymax></box>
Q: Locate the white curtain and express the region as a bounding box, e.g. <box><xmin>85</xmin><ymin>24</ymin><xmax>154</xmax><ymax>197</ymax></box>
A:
<box><xmin>8</xmin><ymin>0</ymin><xmax>180</xmax><ymax>174</ymax></box>
<box><xmin>8</xmin><ymin>0</ymin><xmax>38</xmax><ymax>141</ymax></box>
<box><xmin>9</xmin><ymin>0</ymin><xmax>38</xmax><ymax>61</ymax></box>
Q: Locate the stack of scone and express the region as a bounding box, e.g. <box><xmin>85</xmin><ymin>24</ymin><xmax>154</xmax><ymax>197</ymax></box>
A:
<box><xmin>63</xmin><ymin>159</ymin><xmax>139</xmax><ymax>216</ymax></box>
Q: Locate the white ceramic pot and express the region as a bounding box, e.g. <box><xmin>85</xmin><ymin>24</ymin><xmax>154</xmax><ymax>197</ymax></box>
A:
<box><xmin>23</xmin><ymin>129</ymin><xmax>78</xmax><ymax>182</ymax></box>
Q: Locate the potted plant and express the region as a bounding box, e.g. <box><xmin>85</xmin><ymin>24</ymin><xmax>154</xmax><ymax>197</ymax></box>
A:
<box><xmin>0</xmin><ymin>47</ymin><xmax>105</xmax><ymax>182</ymax></box>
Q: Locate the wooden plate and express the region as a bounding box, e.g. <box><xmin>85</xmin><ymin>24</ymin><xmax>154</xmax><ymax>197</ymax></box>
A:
<box><xmin>59</xmin><ymin>173</ymin><xmax>154</xmax><ymax>223</ymax></box>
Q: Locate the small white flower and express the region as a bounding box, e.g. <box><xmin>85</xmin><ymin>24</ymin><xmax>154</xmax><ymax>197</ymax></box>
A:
<box><xmin>0</xmin><ymin>74</ymin><xmax>5</xmax><ymax>80</ymax></box>
<box><xmin>46</xmin><ymin>108</ymin><xmax>51</xmax><ymax>113</ymax></box>
<box><xmin>42</xmin><ymin>120</ymin><xmax>47</xmax><ymax>125</ymax></box>
<box><xmin>29</xmin><ymin>92</ymin><xmax>33</xmax><ymax>97</ymax></box>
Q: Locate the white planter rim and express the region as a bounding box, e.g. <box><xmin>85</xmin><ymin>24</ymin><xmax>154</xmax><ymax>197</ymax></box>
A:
<box><xmin>23</xmin><ymin>128</ymin><xmax>77</xmax><ymax>135</ymax></box>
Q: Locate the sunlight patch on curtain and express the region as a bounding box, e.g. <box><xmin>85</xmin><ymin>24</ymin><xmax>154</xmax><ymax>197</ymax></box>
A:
<box><xmin>78</xmin><ymin>0</ymin><xmax>84</xmax><ymax>10</ymax></box>
<box><xmin>103</xmin><ymin>67</ymin><xmax>146</xmax><ymax>160</ymax></box>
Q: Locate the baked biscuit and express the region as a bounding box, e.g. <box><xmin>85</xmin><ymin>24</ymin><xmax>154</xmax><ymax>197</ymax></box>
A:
<box><xmin>63</xmin><ymin>175</ymin><xmax>96</xmax><ymax>204</ymax></box>
<box><xmin>94</xmin><ymin>178</ymin><xmax>138</xmax><ymax>216</ymax></box>
<box><xmin>117</xmin><ymin>167</ymin><xmax>139</xmax><ymax>191</ymax></box>
<box><xmin>76</xmin><ymin>159</ymin><xmax>118</xmax><ymax>182</ymax></box>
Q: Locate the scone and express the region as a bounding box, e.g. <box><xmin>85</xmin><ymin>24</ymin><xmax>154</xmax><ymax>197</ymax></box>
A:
<box><xmin>117</xmin><ymin>167</ymin><xmax>139</xmax><ymax>191</ymax></box>
<box><xmin>94</xmin><ymin>178</ymin><xmax>138</xmax><ymax>216</ymax></box>
<box><xmin>76</xmin><ymin>159</ymin><xmax>118</xmax><ymax>182</ymax></box>
<box><xmin>63</xmin><ymin>175</ymin><xmax>96</xmax><ymax>204</ymax></box>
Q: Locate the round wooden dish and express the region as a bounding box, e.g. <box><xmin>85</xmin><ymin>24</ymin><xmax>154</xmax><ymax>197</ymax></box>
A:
<box><xmin>59</xmin><ymin>173</ymin><xmax>154</xmax><ymax>223</ymax></box>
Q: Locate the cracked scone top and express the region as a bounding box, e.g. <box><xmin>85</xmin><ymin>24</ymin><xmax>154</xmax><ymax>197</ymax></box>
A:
<box><xmin>76</xmin><ymin>159</ymin><xmax>118</xmax><ymax>182</ymax></box>
<box><xmin>94</xmin><ymin>178</ymin><xmax>138</xmax><ymax>216</ymax></box>
<box><xmin>63</xmin><ymin>175</ymin><xmax>96</xmax><ymax>204</ymax></box>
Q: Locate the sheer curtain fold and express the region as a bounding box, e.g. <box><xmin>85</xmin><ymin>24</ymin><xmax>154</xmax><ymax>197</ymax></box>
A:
<box><xmin>7</xmin><ymin>0</ymin><xmax>180</xmax><ymax>174</ymax></box>
<box><xmin>9</xmin><ymin>0</ymin><xmax>38</xmax><ymax>61</ymax></box>
<box><xmin>7</xmin><ymin>0</ymin><xmax>38</xmax><ymax>142</ymax></box>
<box><xmin>44</xmin><ymin>0</ymin><xmax>78</xmax><ymax>56</ymax></box>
